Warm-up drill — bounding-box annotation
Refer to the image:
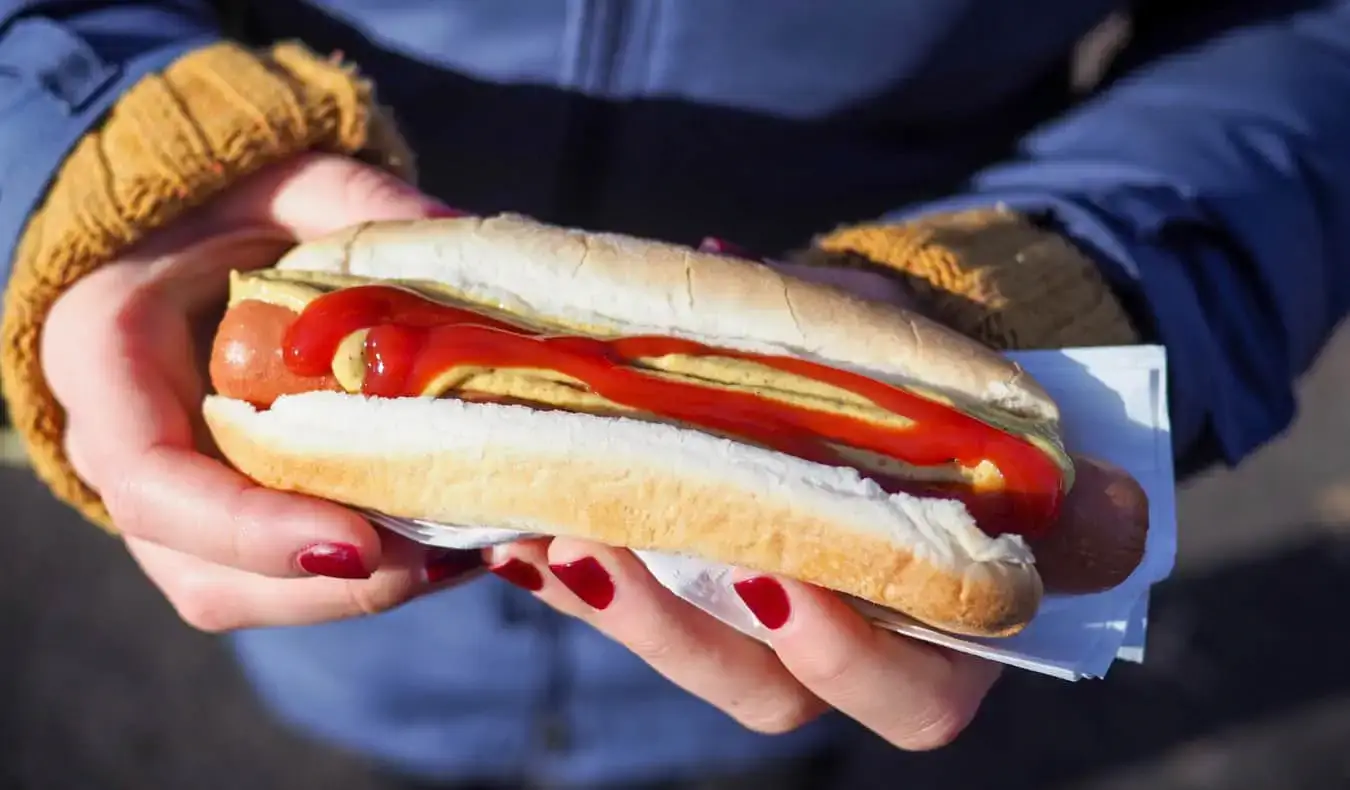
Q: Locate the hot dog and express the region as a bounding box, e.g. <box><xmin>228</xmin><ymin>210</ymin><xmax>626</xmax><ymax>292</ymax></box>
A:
<box><xmin>202</xmin><ymin>214</ymin><xmax>1148</xmax><ymax>637</ymax></box>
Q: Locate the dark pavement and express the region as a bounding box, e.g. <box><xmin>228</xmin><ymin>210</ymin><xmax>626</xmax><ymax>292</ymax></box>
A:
<box><xmin>6</xmin><ymin>330</ymin><xmax>1350</xmax><ymax>790</ymax></box>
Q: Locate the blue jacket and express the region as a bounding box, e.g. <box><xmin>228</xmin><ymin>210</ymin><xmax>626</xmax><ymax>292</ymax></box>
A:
<box><xmin>5</xmin><ymin>0</ymin><xmax>1350</xmax><ymax>786</ymax></box>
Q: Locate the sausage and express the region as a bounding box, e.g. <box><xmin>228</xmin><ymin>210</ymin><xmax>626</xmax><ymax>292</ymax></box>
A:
<box><xmin>210</xmin><ymin>297</ymin><xmax>1149</xmax><ymax>594</ymax></box>
<box><xmin>209</xmin><ymin>300</ymin><xmax>342</xmax><ymax>407</ymax></box>
<box><xmin>1027</xmin><ymin>455</ymin><xmax>1150</xmax><ymax>594</ymax></box>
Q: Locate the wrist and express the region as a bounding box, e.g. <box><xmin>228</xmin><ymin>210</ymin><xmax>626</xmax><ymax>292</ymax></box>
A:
<box><xmin>1</xmin><ymin>40</ymin><xmax>411</xmax><ymax>528</ymax></box>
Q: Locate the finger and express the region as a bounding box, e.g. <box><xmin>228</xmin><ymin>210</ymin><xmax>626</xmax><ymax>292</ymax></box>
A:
<box><xmin>217</xmin><ymin>153</ymin><xmax>461</xmax><ymax>240</ymax></box>
<box><xmin>482</xmin><ymin>538</ymin><xmax>553</xmax><ymax>596</ymax></box>
<box><xmin>114</xmin><ymin>154</ymin><xmax>457</xmax><ymax>257</ymax></box>
<box><xmin>45</xmin><ymin>266</ymin><xmax>385</xmax><ymax>579</ymax></box>
<box><xmin>125</xmin><ymin>531</ymin><xmax>487</xmax><ymax>632</ymax></box>
<box><xmin>140</xmin><ymin>229</ymin><xmax>300</xmax><ymax>313</ymax></box>
<box><xmin>107</xmin><ymin>151</ymin><xmax>453</xmax><ymax>316</ymax></box>
<box><xmin>733</xmin><ymin>575</ymin><xmax>1001</xmax><ymax>750</ymax></box>
<box><xmin>697</xmin><ymin>237</ymin><xmax>762</xmax><ymax>259</ymax></box>
<box><xmin>765</xmin><ymin>259</ymin><xmax>915</xmax><ymax>310</ymax></box>
<box><xmin>108</xmin><ymin>447</ymin><xmax>387</xmax><ymax>579</ymax></box>
<box><xmin>63</xmin><ymin>418</ymin><xmax>97</xmax><ymax>489</ymax></box>
<box><xmin>1028</xmin><ymin>455</ymin><xmax>1150</xmax><ymax>594</ymax></box>
<box><xmin>501</xmin><ymin>538</ymin><xmax>828</xmax><ymax>736</ymax></box>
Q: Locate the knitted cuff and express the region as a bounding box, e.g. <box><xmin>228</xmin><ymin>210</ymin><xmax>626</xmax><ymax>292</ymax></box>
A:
<box><xmin>805</xmin><ymin>207</ymin><xmax>1140</xmax><ymax>351</ymax></box>
<box><xmin>0</xmin><ymin>40</ymin><xmax>414</xmax><ymax>528</ymax></box>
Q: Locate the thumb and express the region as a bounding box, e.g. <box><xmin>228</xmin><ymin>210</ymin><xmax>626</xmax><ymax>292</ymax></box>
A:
<box><xmin>217</xmin><ymin>153</ymin><xmax>464</xmax><ymax>241</ymax></box>
<box><xmin>767</xmin><ymin>258</ymin><xmax>916</xmax><ymax>312</ymax></box>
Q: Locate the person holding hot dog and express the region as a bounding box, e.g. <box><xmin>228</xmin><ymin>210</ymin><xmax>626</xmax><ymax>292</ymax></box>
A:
<box><xmin>3</xmin><ymin>2</ymin><xmax>1348</xmax><ymax>789</ymax></box>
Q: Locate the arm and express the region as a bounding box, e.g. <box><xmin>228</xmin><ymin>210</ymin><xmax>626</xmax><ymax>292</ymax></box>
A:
<box><xmin>816</xmin><ymin>1</ymin><xmax>1350</xmax><ymax>474</ymax></box>
<box><xmin>0</xmin><ymin>1</ymin><xmax>220</xmax><ymax>282</ymax></box>
<box><xmin>0</xmin><ymin>2</ymin><xmax>412</xmax><ymax>525</ymax></box>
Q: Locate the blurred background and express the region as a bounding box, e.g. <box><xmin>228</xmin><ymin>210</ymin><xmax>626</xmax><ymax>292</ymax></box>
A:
<box><xmin>4</xmin><ymin>323</ymin><xmax>1350</xmax><ymax>790</ymax></box>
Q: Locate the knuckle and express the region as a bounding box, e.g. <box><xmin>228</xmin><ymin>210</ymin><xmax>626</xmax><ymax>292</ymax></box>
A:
<box><xmin>344</xmin><ymin>576</ymin><xmax>416</xmax><ymax>618</ymax></box>
<box><xmin>167</xmin><ymin>575</ymin><xmax>240</xmax><ymax>634</ymax></box>
<box><xmin>896</xmin><ymin>702</ymin><xmax>977</xmax><ymax>751</ymax></box>
<box><xmin>786</xmin><ymin>643</ymin><xmax>859</xmax><ymax>691</ymax></box>
<box><xmin>621</xmin><ymin>632</ymin><xmax>680</xmax><ymax>666</ymax></box>
<box><xmin>332</xmin><ymin>161</ymin><xmax>414</xmax><ymax>210</ymax></box>
<box><xmin>890</xmin><ymin>659</ymin><xmax>998</xmax><ymax>751</ymax></box>
<box><xmin>222</xmin><ymin>494</ymin><xmax>258</xmax><ymax>572</ymax></box>
<box><xmin>733</xmin><ymin>694</ymin><xmax>819</xmax><ymax>735</ymax></box>
<box><xmin>101</xmin><ymin>467</ymin><xmax>171</xmax><ymax>545</ymax></box>
<box><xmin>100</xmin><ymin>473</ymin><xmax>146</xmax><ymax>537</ymax></box>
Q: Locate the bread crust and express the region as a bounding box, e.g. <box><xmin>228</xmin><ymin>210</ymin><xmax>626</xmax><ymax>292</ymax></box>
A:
<box><xmin>204</xmin><ymin>392</ymin><xmax>1042</xmax><ymax>636</ymax></box>
<box><xmin>275</xmin><ymin>214</ymin><xmax>1064</xmax><ymax>434</ymax></box>
<box><xmin>205</xmin><ymin>215</ymin><xmax>1078</xmax><ymax>635</ymax></box>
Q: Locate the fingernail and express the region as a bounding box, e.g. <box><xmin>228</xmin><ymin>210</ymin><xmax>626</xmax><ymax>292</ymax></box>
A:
<box><xmin>426</xmin><ymin>204</ymin><xmax>474</xmax><ymax>218</ymax></box>
<box><xmin>733</xmin><ymin>577</ymin><xmax>791</xmax><ymax>630</ymax></box>
<box><xmin>424</xmin><ymin>550</ymin><xmax>486</xmax><ymax>585</ymax></box>
<box><xmin>490</xmin><ymin>558</ymin><xmax>545</xmax><ymax>591</ymax></box>
<box><xmin>297</xmin><ymin>543</ymin><xmax>370</xmax><ymax>580</ymax></box>
<box><xmin>698</xmin><ymin>236</ymin><xmax>758</xmax><ymax>260</ymax></box>
<box><xmin>548</xmin><ymin>557</ymin><xmax>615</xmax><ymax>610</ymax></box>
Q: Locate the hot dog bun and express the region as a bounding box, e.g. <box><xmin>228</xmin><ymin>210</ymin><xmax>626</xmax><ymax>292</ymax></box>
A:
<box><xmin>272</xmin><ymin>214</ymin><xmax>1064</xmax><ymax>429</ymax></box>
<box><xmin>204</xmin><ymin>214</ymin><xmax>1074</xmax><ymax>636</ymax></box>
<box><xmin>205</xmin><ymin>392</ymin><xmax>1042</xmax><ymax>636</ymax></box>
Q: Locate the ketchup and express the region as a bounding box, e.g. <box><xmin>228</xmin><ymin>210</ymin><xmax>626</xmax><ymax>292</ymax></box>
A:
<box><xmin>282</xmin><ymin>285</ymin><xmax>1065</xmax><ymax>538</ymax></box>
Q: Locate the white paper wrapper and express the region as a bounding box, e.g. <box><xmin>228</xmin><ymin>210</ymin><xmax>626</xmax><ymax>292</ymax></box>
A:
<box><xmin>368</xmin><ymin>345</ymin><xmax>1175</xmax><ymax>681</ymax></box>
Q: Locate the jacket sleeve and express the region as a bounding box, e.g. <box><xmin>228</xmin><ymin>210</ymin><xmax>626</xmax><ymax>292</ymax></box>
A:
<box><xmin>883</xmin><ymin>1</ymin><xmax>1350</xmax><ymax>472</ymax></box>
<box><xmin>0</xmin><ymin>7</ymin><xmax>413</xmax><ymax>527</ymax></box>
<box><xmin>0</xmin><ymin>2</ymin><xmax>221</xmax><ymax>288</ymax></box>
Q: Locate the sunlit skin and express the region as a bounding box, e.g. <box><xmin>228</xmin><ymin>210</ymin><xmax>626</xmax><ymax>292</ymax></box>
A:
<box><xmin>42</xmin><ymin>153</ymin><xmax>1147</xmax><ymax>752</ymax></box>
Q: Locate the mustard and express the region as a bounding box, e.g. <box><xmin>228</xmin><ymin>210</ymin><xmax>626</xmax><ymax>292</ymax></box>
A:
<box><xmin>229</xmin><ymin>269</ymin><xmax>1071</xmax><ymax>488</ymax></box>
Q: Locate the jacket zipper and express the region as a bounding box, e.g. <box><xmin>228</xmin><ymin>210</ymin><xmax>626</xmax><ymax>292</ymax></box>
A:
<box><xmin>551</xmin><ymin>0</ymin><xmax>628</xmax><ymax>227</ymax></box>
<box><xmin>530</xmin><ymin>7</ymin><xmax>632</xmax><ymax>773</ymax></box>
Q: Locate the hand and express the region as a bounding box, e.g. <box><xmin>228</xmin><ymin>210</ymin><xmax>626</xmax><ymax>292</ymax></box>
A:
<box><xmin>488</xmin><ymin>454</ymin><xmax>1144</xmax><ymax>750</ymax></box>
<box><xmin>488</xmin><ymin>242</ymin><xmax>1149</xmax><ymax>750</ymax></box>
<box><xmin>42</xmin><ymin>153</ymin><xmax>484</xmax><ymax>632</ymax></box>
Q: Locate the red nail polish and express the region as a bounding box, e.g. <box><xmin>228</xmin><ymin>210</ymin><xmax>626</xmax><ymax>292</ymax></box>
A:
<box><xmin>698</xmin><ymin>236</ymin><xmax>758</xmax><ymax>260</ymax></box>
<box><xmin>490</xmin><ymin>558</ymin><xmax>545</xmax><ymax>591</ymax></box>
<box><xmin>424</xmin><ymin>550</ymin><xmax>485</xmax><ymax>585</ymax></box>
<box><xmin>548</xmin><ymin>557</ymin><xmax>615</xmax><ymax>610</ymax></box>
<box><xmin>297</xmin><ymin>543</ymin><xmax>370</xmax><ymax>580</ymax></box>
<box><xmin>733</xmin><ymin>577</ymin><xmax>791</xmax><ymax>630</ymax></box>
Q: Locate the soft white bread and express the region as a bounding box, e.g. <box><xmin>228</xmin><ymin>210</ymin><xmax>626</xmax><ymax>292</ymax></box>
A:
<box><xmin>208</xmin><ymin>214</ymin><xmax>1071</xmax><ymax>635</ymax></box>
<box><xmin>274</xmin><ymin>213</ymin><xmax>1064</xmax><ymax>432</ymax></box>
<box><xmin>203</xmin><ymin>392</ymin><xmax>1043</xmax><ymax>636</ymax></box>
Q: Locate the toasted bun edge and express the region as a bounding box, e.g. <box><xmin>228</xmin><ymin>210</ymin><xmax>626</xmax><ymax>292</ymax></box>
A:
<box><xmin>203</xmin><ymin>392</ymin><xmax>1044</xmax><ymax>636</ymax></box>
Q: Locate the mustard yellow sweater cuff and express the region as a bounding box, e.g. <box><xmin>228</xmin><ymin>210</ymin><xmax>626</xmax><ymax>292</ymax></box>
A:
<box><xmin>0</xmin><ymin>41</ymin><xmax>414</xmax><ymax>529</ymax></box>
<box><xmin>807</xmin><ymin>207</ymin><xmax>1141</xmax><ymax>352</ymax></box>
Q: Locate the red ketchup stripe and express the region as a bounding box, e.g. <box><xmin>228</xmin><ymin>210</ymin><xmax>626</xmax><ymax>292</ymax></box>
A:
<box><xmin>282</xmin><ymin>285</ymin><xmax>1064</xmax><ymax>537</ymax></box>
